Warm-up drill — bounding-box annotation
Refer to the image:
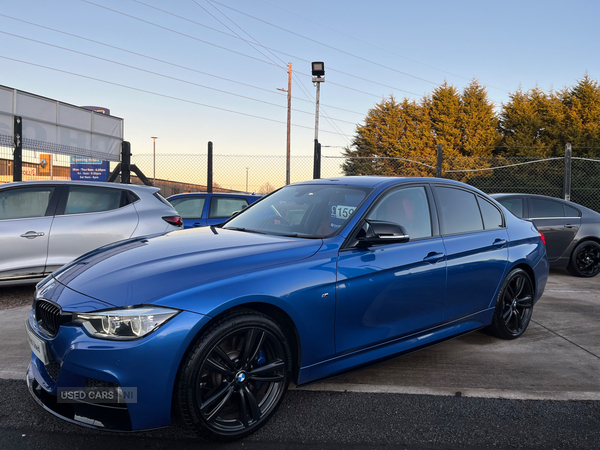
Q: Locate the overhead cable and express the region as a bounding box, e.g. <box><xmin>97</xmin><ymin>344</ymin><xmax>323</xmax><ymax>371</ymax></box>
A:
<box><xmin>0</xmin><ymin>55</ymin><xmax>353</xmax><ymax>137</ymax></box>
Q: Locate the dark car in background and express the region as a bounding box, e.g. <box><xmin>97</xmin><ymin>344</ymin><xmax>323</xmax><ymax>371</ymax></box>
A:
<box><xmin>491</xmin><ymin>193</ymin><xmax>600</xmax><ymax>277</ymax></box>
<box><xmin>167</xmin><ymin>192</ymin><xmax>262</xmax><ymax>228</ymax></box>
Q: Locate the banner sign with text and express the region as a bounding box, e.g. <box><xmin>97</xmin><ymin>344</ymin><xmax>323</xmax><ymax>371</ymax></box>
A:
<box><xmin>70</xmin><ymin>157</ymin><xmax>109</xmax><ymax>182</ymax></box>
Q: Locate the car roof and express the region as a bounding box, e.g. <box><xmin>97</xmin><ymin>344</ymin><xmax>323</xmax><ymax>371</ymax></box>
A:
<box><xmin>0</xmin><ymin>180</ymin><xmax>160</xmax><ymax>194</ymax></box>
<box><xmin>490</xmin><ymin>193</ymin><xmax>600</xmax><ymax>216</ymax></box>
<box><xmin>292</xmin><ymin>176</ymin><xmax>479</xmax><ymax>190</ymax></box>
<box><xmin>167</xmin><ymin>192</ymin><xmax>261</xmax><ymax>199</ymax></box>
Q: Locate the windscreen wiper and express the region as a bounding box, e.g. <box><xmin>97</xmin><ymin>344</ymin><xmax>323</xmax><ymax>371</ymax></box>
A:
<box><xmin>222</xmin><ymin>227</ymin><xmax>266</xmax><ymax>234</ymax></box>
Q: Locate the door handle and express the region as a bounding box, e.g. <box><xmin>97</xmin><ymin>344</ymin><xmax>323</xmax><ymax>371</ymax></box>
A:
<box><xmin>564</xmin><ymin>224</ymin><xmax>575</xmax><ymax>229</ymax></box>
<box><xmin>492</xmin><ymin>238</ymin><xmax>507</xmax><ymax>248</ymax></box>
<box><xmin>193</xmin><ymin>222</ymin><xmax>202</xmax><ymax>227</ymax></box>
<box><xmin>423</xmin><ymin>252</ymin><xmax>445</xmax><ymax>263</ymax></box>
<box><xmin>20</xmin><ymin>231</ymin><xmax>45</xmax><ymax>239</ymax></box>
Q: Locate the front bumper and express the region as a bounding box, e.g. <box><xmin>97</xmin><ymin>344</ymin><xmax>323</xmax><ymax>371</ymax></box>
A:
<box><xmin>26</xmin><ymin>306</ymin><xmax>210</xmax><ymax>431</ymax></box>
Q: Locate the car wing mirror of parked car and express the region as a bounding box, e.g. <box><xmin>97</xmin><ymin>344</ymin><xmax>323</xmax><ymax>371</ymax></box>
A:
<box><xmin>356</xmin><ymin>220</ymin><xmax>410</xmax><ymax>247</ymax></box>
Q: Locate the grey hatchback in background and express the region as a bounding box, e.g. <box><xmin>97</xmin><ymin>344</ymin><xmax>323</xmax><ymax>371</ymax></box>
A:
<box><xmin>491</xmin><ymin>193</ymin><xmax>600</xmax><ymax>277</ymax></box>
<box><xmin>0</xmin><ymin>181</ymin><xmax>182</xmax><ymax>285</ymax></box>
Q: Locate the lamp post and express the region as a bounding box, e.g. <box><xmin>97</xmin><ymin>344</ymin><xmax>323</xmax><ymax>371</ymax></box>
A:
<box><xmin>246</xmin><ymin>167</ymin><xmax>249</xmax><ymax>193</ymax></box>
<box><xmin>311</xmin><ymin>62</ymin><xmax>325</xmax><ymax>179</ymax></box>
<box><xmin>277</xmin><ymin>63</ymin><xmax>292</xmax><ymax>185</ymax></box>
<box><xmin>151</xmin><ymin>136</ymin><xmax>158</xmax><ymax>183</ymax></box>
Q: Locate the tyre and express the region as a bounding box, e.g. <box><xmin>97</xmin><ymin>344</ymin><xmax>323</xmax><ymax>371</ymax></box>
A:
<box><xmin>488</xmin><ymin>268</ymin><xmax>534</xmax><ymax>340</ymax></box>
<box><xmin>175</xmin><ymin>310</ymin><xmax>292</xmax><ymax>441</ymax></box>
<box><xmin>567</xmin><ymin>241</ymin><xmax>600</xmax><ymax>278</ymax></box>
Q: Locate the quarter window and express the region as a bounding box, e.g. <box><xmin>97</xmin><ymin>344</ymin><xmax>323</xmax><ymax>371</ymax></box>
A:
<box><xmin>436</xmin><ymin>187</ymin><xmax>483</xmax><ymax>235</ymax></box>
<box><xmin>0</xmin><ymin>187</ymin><xmax>55</xmax><ymax>220</ymax></box>
<box><xmin>477</xmin><ymin>197</ymin><xmax>504</xmax><ymax>229</ymax></box>
<box><xmin>530</xmin><ymin>198</ymin><xmax>564</xmax><ymax>218</ymax></box>
<box><xmin>209</xmin><ymin>197</ymin><xmax>249</xmax><ymax>219</ymax></box>
<box><xmin>368</xmin><ymin>186</ymin><xmax>432</xmax><ymax>239</ymax></box>
<box><xmin>564</xmin><ymin>205</ymin><xmax>580</xmax><ymax>218</ymax></box>
<box><xmin>64</xmin><ymin>186</ymin><xmax>123</xmax><ymax>215</ymax></box>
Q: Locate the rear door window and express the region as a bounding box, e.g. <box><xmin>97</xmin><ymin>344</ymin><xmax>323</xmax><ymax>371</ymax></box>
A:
<box><xmin>169</xmin><ymin>196</ymin><xmax>206</xmax><ymax>219</ymax></box>
<box><xmin>435</xmin><ymin>186</ymin><xmax>483</xmax><ymax>235</ymax></box>
<box><xmin>63</xmin><ymin>186</ymin><xmax>123</xmax><ymax>215</ymax></box>
<box><xmin>530</xmin><ymin>198</ymin><xmax>565</xmax><ymax>218</ymax></box>
<box><xmin>209</xmin><ymin>197</ymin><xmax>249</xmax><ymax>219</ymax></box>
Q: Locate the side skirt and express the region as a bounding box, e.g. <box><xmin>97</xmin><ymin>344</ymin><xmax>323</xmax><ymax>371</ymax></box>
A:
<box><xmin>297</xmin><ymin>308</ymin><xmax>494</xmax><ymax>386</ymax></box>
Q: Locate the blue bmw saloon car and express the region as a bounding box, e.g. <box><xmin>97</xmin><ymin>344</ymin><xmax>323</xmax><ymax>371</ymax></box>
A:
<box><xmin>27</xmin><ymin>177</ymin><xmax>548</xmax><ymax>441</ymax></box>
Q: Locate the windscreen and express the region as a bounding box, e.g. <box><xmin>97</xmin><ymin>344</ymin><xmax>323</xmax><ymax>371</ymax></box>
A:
<box><xmin>223</xmin><ymin>185</ymin><xmax>372</xmax><ymax>237</ymax></box>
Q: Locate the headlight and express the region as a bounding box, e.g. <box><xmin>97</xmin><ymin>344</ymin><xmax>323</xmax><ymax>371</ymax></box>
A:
<box><xmin>73</xmin><ymin>306</ymin><xmax>179</xmax><ymax>340</ymax></box>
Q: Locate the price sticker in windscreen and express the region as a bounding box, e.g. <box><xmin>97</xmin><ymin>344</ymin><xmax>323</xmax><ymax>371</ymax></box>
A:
<box><xmin>331</xmin><ymin>205</ymin><xmax>356</xmax><ymax>220</ymax></box>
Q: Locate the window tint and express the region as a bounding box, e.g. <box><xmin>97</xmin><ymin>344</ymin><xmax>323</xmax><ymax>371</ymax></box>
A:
<box><xmin>64</xmin><ymin>186</ymin><xmax>122</xmax><ymax>215</ymax></box>
<box><xmin>530</xmin><ymin>198</ymin><xmax>564</xmax><ymax>218</ymax></box>
<box><xmin>169</xmin><ymin>196</ymin><xmax>206</xmax><ymax>219</ymax></box>
<box><xmin>0</xmin><ymin>187</ymin><xmax>55</xmax><ymax>220</ymax></box>
<box><xmin>436</xmin><ymin>187</ymin><xmax>483</xmax><ymax>234</ymax></box>
<box><xmin>478</xmin><ymin>197</ymin><xmax>504</xmax><ymax>229</ymax></box>
<box><xmin>498</xmin><ymin>198</ymin><xmax>524</xmax><ymax>218</ymax></box>
<box><xmin>564</xmin><ymin>205</ymin><xmax>580</xmax><ymax>218</ymax></box>
<box><xmin>368</xmin><ymin>186</ymin><xmax>432</xmax><ymax>239</ymax></box>
<box><xmin>209</xmin><ymin>197</ymin><xmax>249</xmax><ymax>219</ymax></box>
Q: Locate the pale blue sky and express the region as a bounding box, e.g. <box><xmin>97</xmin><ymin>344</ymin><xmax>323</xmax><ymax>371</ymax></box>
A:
<box><xmin>0</xmin><ymin>0</ymin><xmax>598</xmax><ymax>159</ymax></box>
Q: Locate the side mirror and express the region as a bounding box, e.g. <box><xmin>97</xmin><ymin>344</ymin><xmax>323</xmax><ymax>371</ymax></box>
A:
<box><xmin>357</xmin><ymin>220</ymin><xmax>410</xmax><ymax>247</ymax></box>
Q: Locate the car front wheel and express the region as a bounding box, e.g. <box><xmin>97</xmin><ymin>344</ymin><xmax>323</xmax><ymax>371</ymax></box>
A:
<box><xmin>488</xmin><ymin>268</ymin><xmax>534</xmax><ymax>340</ymax></box>
<box><xmin>567</xmin><ymin>241</ymin><xmax>600</xmax><ymax>278</ymax></box>
<box><xmin>175</xmin><ymin>310</ymin><xmax>292</xmax><ymax>441</ymax></box>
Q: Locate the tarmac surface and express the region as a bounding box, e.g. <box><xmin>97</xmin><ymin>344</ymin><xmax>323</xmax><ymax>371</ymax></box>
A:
<box><xmin>1</xmin><ymin>267</ymin><xmax>599</xmax><ymax>449</ymax></box>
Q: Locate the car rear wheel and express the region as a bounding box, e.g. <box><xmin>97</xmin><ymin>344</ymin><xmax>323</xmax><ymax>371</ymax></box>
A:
<box><xmin>567</xmin><ymin>241</ymin><xmax>600</xmax><ymax>278</ymax></box>
<box><xmin>175</xmin><ymin>310</ymin><xmax>292</xmax><ymax>441</ymax></box>
<box><xmin>488</xmin><ymin>268</ymin><xmax>534</xmax><ymax>340</ymax></box>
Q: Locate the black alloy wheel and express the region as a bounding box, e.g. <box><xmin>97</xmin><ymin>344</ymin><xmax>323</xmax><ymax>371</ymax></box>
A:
<box><xmin>568</xmin><ymin>241</ymin><xmax>600</xmax><ymax>278</ymax></box>
<box><xmin>489</xmin><ymin>268</ymin><xmax>534</xmax><ymax>340</ymax></box>
<box><xmin>176</xmin><ymin>310</ymin><xmax>291</xmax><ymax>441</ymax></box>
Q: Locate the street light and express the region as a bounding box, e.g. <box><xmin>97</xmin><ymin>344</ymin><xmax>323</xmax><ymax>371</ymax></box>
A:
<box><xmin>151</xmin><ymin>136</ymin><xmax>158</xmax><ymax>183</ymax></box>
<box><xmin>311</xmin><ymin>62</ymin><xmax>324</xmax><ymax>179</ymax></box>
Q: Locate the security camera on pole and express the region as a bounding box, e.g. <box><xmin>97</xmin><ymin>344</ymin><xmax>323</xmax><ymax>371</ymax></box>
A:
<box><xmin>312</xmin><ymin>62</ymin><xmax>325</xmax><ymax>179</ymax></box>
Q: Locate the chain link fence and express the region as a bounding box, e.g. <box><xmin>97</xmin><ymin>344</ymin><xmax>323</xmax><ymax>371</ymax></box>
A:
<box><xmin>129</xmin><ymin>153</ymin><xmax>315</xmax><ymax>196</ymax></box>
<box><xmin>2</xmin><ymin>139</ymin><xmax>599</xmax><ymax>213</ymax></box>
<box><xmin>322</xmin><ymin>153</ymin><xmax>600</xmax><ymax>213</ymax></box>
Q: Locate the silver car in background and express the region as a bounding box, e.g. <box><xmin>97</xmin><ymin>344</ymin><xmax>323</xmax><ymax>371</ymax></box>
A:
<box><xmin>0</xmin><ymin>181</ymin><xmax>182</xmax><ymax>285</ymax></box>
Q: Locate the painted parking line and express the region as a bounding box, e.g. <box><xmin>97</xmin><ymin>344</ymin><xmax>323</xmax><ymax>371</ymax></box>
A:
<box><xmin>293</xmin><ymin>383</ymin><xmax>600</xmax><ymax>401</ymax></box>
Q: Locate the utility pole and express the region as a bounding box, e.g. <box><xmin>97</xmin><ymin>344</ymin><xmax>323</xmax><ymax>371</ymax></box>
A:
<box><xmin>277</xmin><ymin>63</ymin><xmax>292</xmax><ymax>185</ymax></box>
<box><xmin>151</xmin><ymin>136</ymin><xmax>158</xmax><ymax>183</ymax></box>
<box><xmin>246</xmin><ymin>167</ymin><xmax>249</xmax><ymax>193</ymax></box>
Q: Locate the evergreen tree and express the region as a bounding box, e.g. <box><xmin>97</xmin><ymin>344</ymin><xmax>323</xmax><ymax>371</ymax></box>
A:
<box><xmin>429</xmin><ymin>82</ymin><xmax>462</xmax><ymax>157</ymax></box>
<box><xmin>560</xmin><ymin>74</ymin><xmax>600</xmax><ymax>157</ymax></box>
<box><xmin>342</xmin><ymin>96</ymin><xmax>435</xmax><ymax>177</ymax></box>
<box><xmin>498</xmin><ymin>87</ymin><xmax>564</xmax><ymax>157</ymax></box>
<box><xmin>459</xmin><ymin>79</ymin><xmax>499</xmax><ymax>157</ymax></box>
